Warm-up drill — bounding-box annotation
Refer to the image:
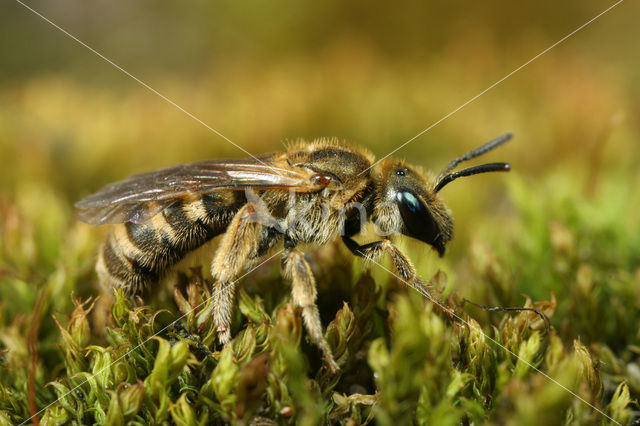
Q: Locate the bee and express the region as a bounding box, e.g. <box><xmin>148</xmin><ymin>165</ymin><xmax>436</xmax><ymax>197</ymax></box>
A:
<box><xmin>76</xmin><ymin>133</ymin><xmax>512</xmax><ymax>372</ymax></box>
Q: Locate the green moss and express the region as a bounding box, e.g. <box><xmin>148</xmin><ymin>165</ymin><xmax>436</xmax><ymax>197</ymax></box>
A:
<box><xmin>1</xmin><ymin>195</ymin><xmax>637</xmax><ymax>424</ymax></box>
<box><xmin>1</xmin><ymin>31</ymin><xmax>639</xmax><ymax>422</ymax></box>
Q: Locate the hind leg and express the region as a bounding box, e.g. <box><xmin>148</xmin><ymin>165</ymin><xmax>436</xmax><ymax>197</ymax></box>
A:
<box><xmin>209</xmin><ymin>204</ymin><xmax>265</xmax><ymax>343</ymax></box>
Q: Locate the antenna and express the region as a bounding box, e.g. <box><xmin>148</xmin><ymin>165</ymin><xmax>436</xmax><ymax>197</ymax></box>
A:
<box><xmin>437</xmin><ymin>132</ymin><xmax>513</xmax><ymax>182</ymax></box>
<box><xmin>435</xmin><ymin>163</ymin><xmax>511</xmax><ymax>193</ymax></box>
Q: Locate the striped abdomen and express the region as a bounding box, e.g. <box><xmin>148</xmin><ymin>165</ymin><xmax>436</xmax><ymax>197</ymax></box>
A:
<box><xmin>97</xmin><ymin>193</ymin><xmax>244</xmax><ymax>296</ymax></box>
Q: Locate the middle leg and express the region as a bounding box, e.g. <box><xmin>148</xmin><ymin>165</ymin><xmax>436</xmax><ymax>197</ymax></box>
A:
<box><xmin>281</xmin><ymin>247</ymin><xmax>340</xmax><ymax>373</ymax></box>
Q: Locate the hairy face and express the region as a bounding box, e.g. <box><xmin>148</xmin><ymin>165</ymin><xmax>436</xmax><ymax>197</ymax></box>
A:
<box><xmin>372</xmin><ymin>159</ymin><xmax>453</xmax><ymax>256</ymax></box>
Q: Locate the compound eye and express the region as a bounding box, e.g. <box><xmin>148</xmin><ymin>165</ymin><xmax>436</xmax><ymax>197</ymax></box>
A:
<box><xmin>312</xmin><ymin>173</ymin><xmax>332</xmax><ymax>186</ymax></box>
<box><xmin>395</xmin><ymin>190</ymin><xmax>444</xmax><ymax>255</ymax></box>
<box><xmin>398</xmin><ymin>190</ymin><xmax>420</xmax><ymax>212</ymax></box>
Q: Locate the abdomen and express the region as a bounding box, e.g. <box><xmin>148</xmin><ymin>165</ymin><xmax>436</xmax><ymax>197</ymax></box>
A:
<box><xmin>96</xmin><ymin>193</ymin><xmax>244</xmax><ymax>297</ymax></box>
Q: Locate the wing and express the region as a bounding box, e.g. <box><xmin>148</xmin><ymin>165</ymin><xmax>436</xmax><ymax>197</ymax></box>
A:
<box><xmin>75</xmin><ymin>157</ymin><xmax>320</xmax><ymax>225</ymax></box>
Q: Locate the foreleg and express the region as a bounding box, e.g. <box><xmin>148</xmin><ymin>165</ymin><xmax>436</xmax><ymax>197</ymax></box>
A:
<box><xmin>342</xmin><ymin>237</ymin><xmax>454</xmax><ymax>317</ymax></box>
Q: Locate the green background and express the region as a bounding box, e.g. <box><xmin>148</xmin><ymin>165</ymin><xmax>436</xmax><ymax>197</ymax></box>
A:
<box><xmin>0</xmin><ymin>1</ymin><xmax>638</xmax><ymax>424</ymax></box>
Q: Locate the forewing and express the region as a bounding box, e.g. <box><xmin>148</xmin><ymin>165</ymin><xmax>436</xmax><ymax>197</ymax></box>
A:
<box><xmin>75</xmin><ymin>158</ymin><xmax>317</xmax><ymax>225</ymax></box>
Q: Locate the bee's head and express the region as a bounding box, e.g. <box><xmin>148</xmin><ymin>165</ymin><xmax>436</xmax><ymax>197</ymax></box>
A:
<box><xmin>372</xmin><ymin>133</ymin><xmax>512</xmax><ymax>256</ymax></box>
<box><xmin>373</xmin><ymin>160</ymin><xmax>452</xmax><ymax>256</ymax></box>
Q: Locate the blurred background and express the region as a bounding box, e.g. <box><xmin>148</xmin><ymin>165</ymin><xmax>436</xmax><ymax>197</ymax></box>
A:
<box><xmin>1</xmin><ymin>0</ymin><xmax>639</xmax><ymax>400</ymax></box>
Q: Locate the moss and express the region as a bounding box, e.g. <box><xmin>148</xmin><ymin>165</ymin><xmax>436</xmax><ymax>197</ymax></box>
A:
<box><xmin>1</xmin><ymin>180</ymin><xmax>637</xmax><ymax>424</ymax></box>
<box><xmin>1</xmin><ymin>30</ymin><xmax>639</xmax><ymax>422</ymax></box>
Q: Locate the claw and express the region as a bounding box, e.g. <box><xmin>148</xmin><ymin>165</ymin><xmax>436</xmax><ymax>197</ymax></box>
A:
<box><xmin>325</xmin><ymin>354</ymin><xmax>341</xmax><ymax>374</ymax></box>
<box><xmin>217</xmin><ymin>326</ymin><xmax>231</xmax><ymax>344</ymax></box>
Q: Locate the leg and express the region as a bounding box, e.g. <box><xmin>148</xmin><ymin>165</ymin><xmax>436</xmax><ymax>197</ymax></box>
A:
<box><xmin>209</xmin><ymin>204</ymin><xmax>264</xmax><ymax>343</ymax></box>
<box><xmin>282</xmin><ymin>248</ymin><xmax>340</xmax><ymax>373</ymax></box>
<box><xmin>343</xmin><ymin>237</ymin><xmax>455</xmax><ymax>317</ymax></box>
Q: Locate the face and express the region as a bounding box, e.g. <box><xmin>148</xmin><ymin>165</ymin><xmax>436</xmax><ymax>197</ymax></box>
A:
<box><xmin>372</xmin><ymin>159</ymin><xmax>453</xmax><ymax>256</ymax></box>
